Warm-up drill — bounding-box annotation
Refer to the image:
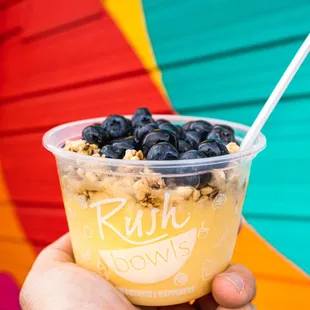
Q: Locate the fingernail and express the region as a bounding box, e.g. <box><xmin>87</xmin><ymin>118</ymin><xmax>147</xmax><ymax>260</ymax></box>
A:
<box><xmin>221</xmin><ymin>272</ymin><xmax>244</xmax><ymax>293</ymax></box>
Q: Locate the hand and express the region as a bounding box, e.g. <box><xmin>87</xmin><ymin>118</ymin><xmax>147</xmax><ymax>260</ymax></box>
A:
<box><xmin>20</xmin><ymin>231</ymin><xmax>256</xmax><ymax>310</ymax></box>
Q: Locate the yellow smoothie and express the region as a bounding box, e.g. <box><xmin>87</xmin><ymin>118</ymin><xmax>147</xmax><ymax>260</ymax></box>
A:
<box><xmin>60</xmin><ymin>164</ymin><xmax>247</xmax><ymax>306</ymax></box>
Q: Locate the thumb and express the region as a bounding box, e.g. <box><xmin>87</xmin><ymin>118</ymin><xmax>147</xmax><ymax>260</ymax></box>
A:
<box><xmin>211</xmin><ymin>264</ymin><xmax>256</xmax><ymax>308</ymax></box>
<box><xmin>37</xmin><ymin>232</ymin><xmax>74</xmax><ymax>264</ymax></box>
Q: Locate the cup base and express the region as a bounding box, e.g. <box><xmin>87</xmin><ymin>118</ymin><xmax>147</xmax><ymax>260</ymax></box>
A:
<box><xmin>130</xmin><ymin>287</ymin><xmax>211</xmax><ymax>307</ymax></box>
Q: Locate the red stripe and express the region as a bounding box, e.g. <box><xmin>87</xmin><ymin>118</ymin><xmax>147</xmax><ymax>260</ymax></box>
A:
<box><xmin>0</xmin><ymin>4</ymin><xmax>172</xmax><ymax>246</ymax></box>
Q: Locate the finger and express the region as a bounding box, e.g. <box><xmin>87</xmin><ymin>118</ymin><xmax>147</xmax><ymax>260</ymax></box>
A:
<box><xmin>212</xmin><ymin>264</ymin><xmax>256</xmax><ymax>308</ymax></box>
<box><xmin>37</xmin><ymin>232</ymin><xmax>74</xmax><ymax>264</ymax></box>
<box><xmin>217</xmin><ymin>304</ymin><xmax>256</xmax><ymax>310</ymax></box>
<box><xmin>193</xmin><ymin>294</ymin><xmax>217</xmax><ymax>310</ymax></box>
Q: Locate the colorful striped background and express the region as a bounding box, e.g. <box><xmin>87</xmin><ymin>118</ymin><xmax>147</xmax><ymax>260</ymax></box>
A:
<box><xmin>0</xmin><ymin>0</ymin><xmax>309</xmax><ymax>309</ymax></box>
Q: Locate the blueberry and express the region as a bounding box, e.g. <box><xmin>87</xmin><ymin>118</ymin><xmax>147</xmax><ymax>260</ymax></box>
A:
<box><xmin>134</xmin><ymin>123</ymin><xmax>159</xmax><ymax>144</ymax></box>
<box><xmin>159</xmin><ymin>123</ymin><xmax>182</xmax><ymax>139</ymax></box>
<box><xmin>99</xmin><ymin>145</ymin><xmax>125</xmax><ymax>159</ymax></box>
<box><xmin>132</xmin><ymin>114</ymin><xmax>155</xmax><ymax>129</ymax></box>
<box><xmin>180</xmin><ymin>150</ymin><xmax>207</xmax><ymax>160</ymax></box>
<box><xmin>181</xmin><ymin>150</ymin><xmax>212</xmax><ymax>188</ymax></box>
<box><xmin>187</xmin><ymin>120</ymin><xmax>213</xmax><ymax>135</ymax></box>
<box><xmin>207</xmin><ymin>124</ymin><xmax>236</xmax><ymax>144</ymax></box>
<box><xmin>82</xmin><ymin>125</ymin><xmax>110</xmax><ymax>147</ymax></box>
<box><xmin>156</xmin><ymin>119</ymin><xmax>170</xmax><ymax>125</ymax></box>
<box><xmin>183</xmin><ymin>130</ymin><xmax>207</xmax><ymax>149</ymax></box>
<box><xmin>112</xmin><ymin>136</ymin><xmax>137</xmax><ymax>151</ymax></box>
<box><xmin>132</xmin><ymin>107</ymin><xmax>152</xmax><ymax>119</ymax></box>
<box><xmin>182</xmin><ymin>121</ymin><xmax>194</xmax><ymax>131</ymax></box>
<box><xmin>147</xmin><ymin>142</ymin><xmax>179</xmax><ymax>160</ymax></box>
<box><xmin>198</xmin><ymin>139</ymin><xmax>229</xmax><ymax>157</ymax></box>
<box><xmin>178</xmin><ymin>140</ymin><xmax>192</xmax><ymax>153</ymax></box>
<box><xmin>142</xmin><ymin>129</ymin><xmax>178</xmax><ymax>155</ymax></box>
<box><xmin>166</xmin><ymin>150</ymin><xmax>205</xmax><ymax>188</ymax></box>
<box><xmin>101</xmin><ymin>115</ymin><xmax>132</xmax><ymax>140</ymax></box>
<box><xmin>175</xmin><ymin>125</ymin><xmax>185</xmax><ymax>139</ymax></box>
<box><xmin>220</xmin><ymin>124</ymin><xmax>234</xmax><ymax>133</ymax></box>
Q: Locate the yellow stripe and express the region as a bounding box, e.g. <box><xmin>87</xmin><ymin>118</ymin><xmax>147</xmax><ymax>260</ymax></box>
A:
<box><xmin>0</xmin><ymin>164</ymin><xmax>36</xmax><ymax>285</ymax></box>
<box><xmin>103</xmin><ymin>0</ymin><xmax>170</xmax><ymax>102</ymax></box>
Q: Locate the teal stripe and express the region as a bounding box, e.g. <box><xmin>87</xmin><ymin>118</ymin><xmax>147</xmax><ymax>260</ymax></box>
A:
<box><xmin>143</xmin><ymin>0</ymin><xmax>310</xmax><ymax>273</ymax></box>
<box><xmin>144</xmin><ymin>0</ymin><xmax>310</xmax><ymax>66</ymax></box>
<box><xmin>151</xmin><ymin>40</ymin><xmax>310</xmax><ymax>110</ymax></box>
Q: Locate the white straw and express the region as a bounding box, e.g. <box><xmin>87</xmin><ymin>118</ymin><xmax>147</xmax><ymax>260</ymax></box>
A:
<box><xmin>240</xmin><ymin>33</ymin><xmax>310</xmax><ymax>151</ymax></box>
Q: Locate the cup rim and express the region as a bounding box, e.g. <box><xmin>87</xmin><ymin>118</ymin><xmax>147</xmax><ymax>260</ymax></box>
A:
<box><xmin>42</xmin><ymin>114</ymin><xmax>266</xmax><ymax>169</ymax></box>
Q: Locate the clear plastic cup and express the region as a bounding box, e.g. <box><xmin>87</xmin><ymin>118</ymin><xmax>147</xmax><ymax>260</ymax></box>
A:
<box><xmin>43</xmin><ymin>115</ymin><xmax>266</xmax><ymax>307</ymax></box>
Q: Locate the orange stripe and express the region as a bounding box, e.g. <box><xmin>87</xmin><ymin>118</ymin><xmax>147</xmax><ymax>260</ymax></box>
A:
<box><xmin>233</xmin><ymin>223</ymin><xmax>309</xmax><ymax>308</ymax></box>
<box><xmin>0</xmin><ymin>163</ymin><xmax>36</xmax><ymax>286</ymax></box>
<box><xmin>254</xmin><ymin>277</ymin><xmax>310</xmax><ymax>309</ymax></box>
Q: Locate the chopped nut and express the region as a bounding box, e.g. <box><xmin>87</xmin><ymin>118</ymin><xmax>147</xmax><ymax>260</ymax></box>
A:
<box><xmin>77</xmin><ymin>168</ymin><xmax>85</xmax><ymax>178</ymax></box>
<box><xmin>173</xmin><ymin>187</ymin><xmax>193</xmax><ymax>199</ymax></box>
<box><xmin>148</xmin><ymin>195</ymin><xmax>163</xmax><ymax>208</ymax></box>
<box><xmin>136</xmin><ymin>190</ymin><xmax>146</xmax><ymax>201</ymax></box>
<box><xmin>209</xmin><ymin>187</ymin><xmax>219</xmax><ymax>199</ymax></box>
<box><xmin>201</xmin><ymin>186</ymin><xmax>213</xmax><ymax>196</ymax></box>
<box><xmin>193</xmin><ymin>190</ymin><xmax>201</xmax><ymax>201</ymax></box>
<box><xmin>87</xmin><ymin>191</ymin><xmax>96</xmax><ymax>199</ymax></box>
<box><xmin>123</xmin><ymin>149</ymin><xmax>144</xmax><ymax>160</ymax></box>
<box><xmin>133</xmin><ymin>179</ymin><xmax>148</xmax><ymax>191</ymax></box>
<box><xmin>64</xmin><ymin>139</ymin><xmax>81</xmax><ymax>152</ymax></box>
<box><xmin>146</xmin><ymin>176</ymin><xmax>165</xmax><ymax>189</ymax></box>
<box><xmin>85</xmin><ymin>171</ymin><xmax>98</xmax><ymax>182</ymax></box>
<box><xmin>209</xmin><ymin>171</ymin><xmax>227</xmax><ymax>192</ymax></box>
<box><xmin>133</xmin><ymin>179</ymin><xmax>149</xmax><ymax>201</ymax></box>
<box><xmin>136</xmin><ymin>150</ymin><xmax>144</xmax><ymax>160</ymax></box>
<box><xmin>66</xmin><ymin>178</ymin><xmax>85</xmax><ymax>194</ymax></box>
<box><xmin>226</xmin><ymin>142</ymin><xmax>240</xmax><ymax>154</ymax></box>
<box><xmin>64</xmin><ymin>139</ymin><xmax>98</xmax><ymax>155</ymax></box>
<box><xmin>123</xmin><ymin>149</ymin><xmax>135</xmax><ymax>160</ymax></box>
<box><xmin>92</xmin><ymin>153</ymin><xmax>100</xmax><ymax>157</ymax></box>
<box><xmin>141</xmin><ymin>168</ymin><xmax>165</xmax><ymax>189</ymax></box>
<box><xmin>201</xmin><ymin>185</ymin><xmax>219</xmax><ymax>199</ymax></box>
